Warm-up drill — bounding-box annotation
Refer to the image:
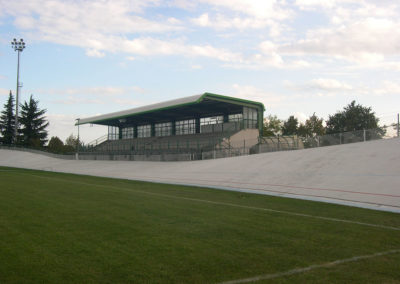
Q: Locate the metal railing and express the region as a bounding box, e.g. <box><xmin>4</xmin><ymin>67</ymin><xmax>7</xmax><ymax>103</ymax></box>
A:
<box><xmin>1</xmin><ymin>127</ymin><xmax>396</xmax><ymax>162</ymax></box>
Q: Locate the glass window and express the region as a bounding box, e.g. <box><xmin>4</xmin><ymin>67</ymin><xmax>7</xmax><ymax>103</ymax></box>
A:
<box><xmin>243</xmin><ymin>107</ymin><xmax>258</xmax><ymax>128</ymax></box>
<box><xmin>137</xmin><ymin>124</ymin><xmax>151</xmax><ymax>138</ymax></box>
<box><xmin>121</xmin><ymin>127</ymin><xmax>134</xmax><ymax>139</ymax></box>
<box><xmin>228</xmin><ymin>113</ymin><xmax>243</xmax><ymax>122</ymax></box>
<box><xmin>176</xmin><ymin>119</ymin><xmax>196</xmax><ymax>135</ymax></box>
<box><xmin>155</xmin><ymin>122</ymin><xmax>172</xmax><ymax>137</ymax></box>
<box><xmin>200</xmin><ymin>116</ymin><xmax>223</xmax><ymax>126</ymax></box>
<box><xmin>108</xmin><ymin>126</ymin><xmax>119</xmax><ymax>140</ymax></box>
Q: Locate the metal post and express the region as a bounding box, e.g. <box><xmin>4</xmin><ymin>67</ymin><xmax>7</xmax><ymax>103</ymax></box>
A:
<box><xmin>277</xmin><ymin>135</ymin><xmax>280</xmax><ymax>151</ymax></box>
<box><xmin>15</xmin><ymin>51</ymin><xmax>20</xmax><ymax>143</ymax></box>
<box><xmin>11</xmin><ymin>38</ymin><xmax>26</xmax><ymax>144</ymax></box>
<box><xmin>363</xmin><ymin>129</ymin><xmax>366</xmax><ymax>142</ymax></box>
<box><xmin>397</xmin><ymin>113</ymin><xmax>399</xmax><ymax>138</ymax></box>
<box><xmin>75</xmin><ymin>118</ymin><xmax>80</xmax><ymax>160</ymax></box>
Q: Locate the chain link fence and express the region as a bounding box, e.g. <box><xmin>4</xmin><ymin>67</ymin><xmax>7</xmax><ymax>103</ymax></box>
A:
<box><xmin>1</xmin><ymin>117</ymin><xmax>398</xmax><ymax>162</ymax></box>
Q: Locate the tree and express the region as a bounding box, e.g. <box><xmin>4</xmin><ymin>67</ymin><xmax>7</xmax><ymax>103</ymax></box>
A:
<box><xmin>64</xmin><ymin>134</ymin><xmax>81</xmax><ymax>152</ymax></box>
<box><xmin>263</xmin><ymin>115</ymin><xmax>282</xmax><ymax>136</ymax></box>
<box><xmin>326</xmin><ymin>101</ymin><xmax>381</xmax><ymax>134</ymax></box>
<box><xmin>282</xmin><ymin>116</ymin><xmax>298</xmax><ymax>136</ymax></box>
<box><xmin>48</xmin><ymin>136</ymin><xmax>64</xmax><ymax>153</ymax></box>
<box><xmin>297</xmin><ymin>123</ymin><xmax>310</xmax><ymax>138</ymax></box>
<box><xmin>19</xmin><ymin>95</ymin><xmax>49</xmax><ymax>147</ymax></box>
<box><xmin>305</xmin><ymin>113</ymin><xmax>325</xmax><ymax>137</ymax></box>
<box><xmin>0</xmin><ymin>91</ymin><xmax>15</xmax><ymax>144</ymax></box>
<box><xmin>297</xmin><ymin>113</ymin><xmax>325</xmax><ymax>138</ymax></box>
<box><xmin>65</xmin><ymin>134</ymin><xmax>78</xmax><ymax>148</ymax></box>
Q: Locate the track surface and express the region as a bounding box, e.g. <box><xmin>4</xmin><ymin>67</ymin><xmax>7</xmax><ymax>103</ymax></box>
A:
<box><xmin>1</xmin><ymin>138</ymin><xmax>399</xmax><ymax>212</ymax></box>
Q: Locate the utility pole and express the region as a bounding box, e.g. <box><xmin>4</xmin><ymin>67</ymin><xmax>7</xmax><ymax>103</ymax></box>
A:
<box><xmin>11</xmin><ymin>38</ymin><xmax>26</xmax><ymax>144</ymax></box>
<box><xmin>76</xmin><ymin>118</ymin><xmax>80</xmax><ymax>159</ymax></box>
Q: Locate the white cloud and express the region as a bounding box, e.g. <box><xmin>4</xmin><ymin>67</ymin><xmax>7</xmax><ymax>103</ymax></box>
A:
<box><xmin>40</xmin><ymin>86</ymin><xmax>145</xmax><ymax>97</ymax></box>
<box><xmin>191</xmin><ymin>65</ymin><xmax>203</xmax><ymax>69</ymax></box>
<box><xmin>279</xmin><ymin>17</ymin><xmax>400</xmax><ymax>64</ymax></box>
<box><xmin>308</xmin><ymin>78</ymin><xmax>353</xmax><ymax>92</ymax></box>
<box><xmin>41</xmin><ymin>86</ymin><xmax>148</xmax><ymax>106</ymax></box>
<box><xmin>373</xmin><ymin>81</ymin><xmax>400</xmax><ymax>96</ymax></box>
<box><xmin>294</xmin><ymin>112</ymin><xmax>308</xmax><ymax>123</ymax></box>
<box><xmin>199</xmin><ymin>0</ymin><xmax>291</xmax><ymax>20</ymax></box>
<box><xmin>190</xmin><ymin>0</ymin><xmax>291</xmax><ymax>35</ymax></box>
<box><xmin>232</xmin><ymin>83</ymin><xmax>287</xmax><ymax>108</ymax></box>
<box><xmin>51</xmin><ymin>97</ymin><xmax>105</xmax><ymax>105</ymax></box>
<box><xmin>1</xmin><ymin>0</ymin><xmax>244</xmax><ymax>63</ymax></box>
<box><xmin>286</xmin><ymin>79</ymin><xmax>400</xmax><ymax>99</ymax></box>
<box><xmin>192</xmin><ymin>13</ymin><xmax>210</xmax><ymax>27</ymax></box>
<box><xmin>191</xmin><ymin>13</ymin><xmax>283</xmax><ymax>33</ymax></box>
<box><xmin>85</xmin><ymin>49</ymin><xmax>105</xmax><ymax>58</ymax></box>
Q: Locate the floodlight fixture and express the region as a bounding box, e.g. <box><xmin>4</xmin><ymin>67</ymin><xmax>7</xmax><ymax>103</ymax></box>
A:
<box><xmin>11</xmin><ymin>38</ymin><xmax>26</xmax><ymax>144</ymax></box>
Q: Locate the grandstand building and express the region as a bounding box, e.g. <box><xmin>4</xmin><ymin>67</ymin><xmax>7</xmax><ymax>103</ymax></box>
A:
<box><xmin>77</xmin><ymin>92</ymin><xmax>265</xmax><ymax>161</ymax></box>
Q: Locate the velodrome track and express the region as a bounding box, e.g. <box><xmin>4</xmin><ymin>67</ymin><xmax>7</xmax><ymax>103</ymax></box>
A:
<box><xmin>1</xmin><ymin>138</ymin><xmax>399</xmax><ymax>213</ymax></box>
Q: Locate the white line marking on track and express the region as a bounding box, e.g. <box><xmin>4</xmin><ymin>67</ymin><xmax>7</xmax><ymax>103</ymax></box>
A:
<box><xmin>219</xmin><ymin>248</ymin><xmax>400</xmax><ymax>283</ymax></box>
<box><xmin>23</xmin><ymin>173</ymin><xmax>400</xmax><ymax>232</ymax></box>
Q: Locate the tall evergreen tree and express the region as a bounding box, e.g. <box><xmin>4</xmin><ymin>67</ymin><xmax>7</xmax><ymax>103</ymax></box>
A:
<box><xmin>19</xmin><ymin>95</ymin><xmax>49</xmax><ymax>147</ymax></box>
<box><xmin>0</xmin><ymin>91</ymin><xmax>16</xmax><ymax>144</ymax></box>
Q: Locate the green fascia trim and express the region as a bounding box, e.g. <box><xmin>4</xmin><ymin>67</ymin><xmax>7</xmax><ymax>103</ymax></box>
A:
<box><xmin>77</xmin><ymin>92</ymin><xmax>265</xmax><ymax>126</ymax></box>
<box><xmin>202</xmin><ymin>93</ymin><xmax>265</xmax><ymax>133</ymax></box>
<box><xmin>202</xmin><ymin>92</ymin><xmax>266</xmax><ymax>111</ymax></box>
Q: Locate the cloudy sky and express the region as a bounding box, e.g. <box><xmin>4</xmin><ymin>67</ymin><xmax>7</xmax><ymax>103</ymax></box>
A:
<box><xmin>0</xmin><ymin>0</ymin><xmax>399</xmax><ymax>142</ymax></box>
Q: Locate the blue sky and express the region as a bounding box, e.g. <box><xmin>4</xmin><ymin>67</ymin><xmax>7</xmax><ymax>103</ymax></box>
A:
<box><xmin>0</xmin><ymin>0</ymin><xmax>399</xmax><ymax>142</ymax></box>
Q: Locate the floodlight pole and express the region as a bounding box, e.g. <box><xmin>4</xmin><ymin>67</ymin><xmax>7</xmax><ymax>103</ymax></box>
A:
<box><xmin>11</xmin><ymin>38</ymin><xmax>26</xmax><ymax>144</ymax></box>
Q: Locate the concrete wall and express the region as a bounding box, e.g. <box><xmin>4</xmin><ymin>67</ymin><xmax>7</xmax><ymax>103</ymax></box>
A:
<box><xmin>0</xmin><ymin>146</ymin><xmax>75</xmax><ymax>160</ymax></box>
<box><xmin>1</xmin><ymin>138</ymin><xmax>399</xmax><ymax>212</ymax></box>
<box><xmin>78</xmin><ymin>152</ymin><xmax>194</xmax><ymax>161</ymax></box>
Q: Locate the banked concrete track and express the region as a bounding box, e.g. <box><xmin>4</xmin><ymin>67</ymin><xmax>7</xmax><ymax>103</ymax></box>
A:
<box><xmin>1</xmin><ymin>138</ymin><xmax>399</xmax><ymax>213</ymax></box>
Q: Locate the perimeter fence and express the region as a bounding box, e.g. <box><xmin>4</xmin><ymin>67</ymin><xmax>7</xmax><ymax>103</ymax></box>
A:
<box><xmin>0</xmin><ymin>125</ymin><xmax>398</xmax><ymax>162</ymax></box>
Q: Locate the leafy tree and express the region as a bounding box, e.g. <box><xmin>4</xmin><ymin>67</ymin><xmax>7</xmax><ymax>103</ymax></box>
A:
<box><xmin>263</xmin><ymin>115</ymin><xmax>282</xmax><ymax>136</ymax></box>
<box><xmin>64</xmin><ymin>134</ymin><xmax>81</xmax><ymax>152</ymax></box>
<box><xmin>297</xmin><ymin>113</ymin><xmax>325</xmax><ymax>138</ymax></box>
<box><xmin>48</xmin><ymin>136</ymin><xmax>64</xmax><ymax>153</ymax></box>
<box><xmin>0</xmin><ymin>91</ymin><xmax>15</xmax><ymax>144</ymax></box>
<box><xmin>326</xmin><ymin>101</ymin><xmax>381</xmax><ymax>134</ymax></box>
<box><xmin>305</xmin><ymin>113</ymin><xmax>325</xmax><ymax>137</ymax></box>
<box><xmin>65</xmin><ymin>134</ymin><xmax>78</xmax><ymax>148</ymax></box>
<box><xmin>19</xmin><ymin>95</ymin><xmax>49</xmax><ymax>147</ymax></box>
<box><xmin>297</xmin><ymin>123</ymin><xmax>310</xmax><ymax>138</ymax></box>
<box><xmin>282</xmin><ymin>116</ymin><xmax>298</xmax><ymax>136</ymax></box>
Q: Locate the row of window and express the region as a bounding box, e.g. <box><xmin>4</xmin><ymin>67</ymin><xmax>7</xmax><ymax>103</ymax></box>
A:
<box><xmin>113</xmin><ymin>109</ymin><xmax>257</xmax><ymax>139</ymax></box>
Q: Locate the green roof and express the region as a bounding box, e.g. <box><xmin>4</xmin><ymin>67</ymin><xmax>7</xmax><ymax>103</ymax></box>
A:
<box><xmin>77</xmin><ymin>92</ymin><xmax>265</xmax><ymax>126</ymax></box>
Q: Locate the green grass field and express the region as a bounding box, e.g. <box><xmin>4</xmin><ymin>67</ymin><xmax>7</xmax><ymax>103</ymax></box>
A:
<box><xmin>1</xmin><ymin>166</ymin><xmax>400</xmax><ymax>283</ymax></box>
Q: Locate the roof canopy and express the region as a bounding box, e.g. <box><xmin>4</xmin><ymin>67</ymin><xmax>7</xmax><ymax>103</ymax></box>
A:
<box><xmin>77</xmin><ymin>92</ymin><xmax>265</xmax><ymax>127</ymax></box>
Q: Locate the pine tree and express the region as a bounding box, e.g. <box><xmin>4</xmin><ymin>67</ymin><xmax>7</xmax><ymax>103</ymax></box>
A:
<box><xmin>0</xmin><ymin>91</ymin><xmax>16</xmax><ymax>144</ymax></box>
<box><xmin>19</xmin><ymin>95</ymin><xmax>49</xmax><ymax>147</ymax></box>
